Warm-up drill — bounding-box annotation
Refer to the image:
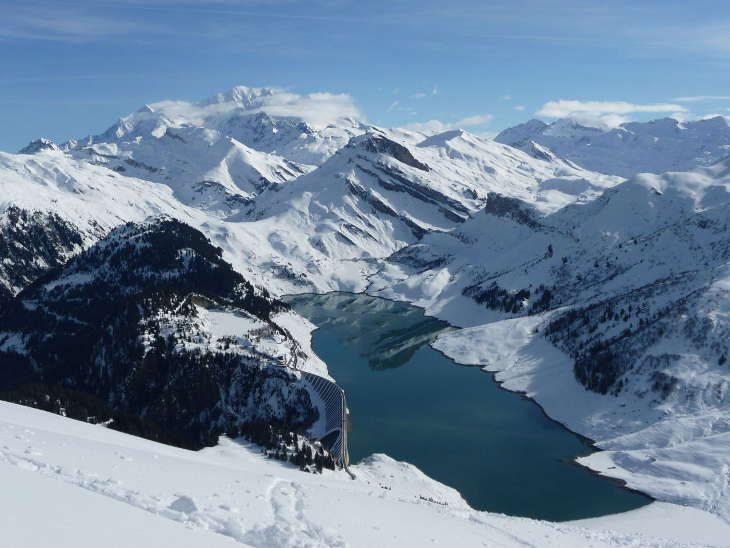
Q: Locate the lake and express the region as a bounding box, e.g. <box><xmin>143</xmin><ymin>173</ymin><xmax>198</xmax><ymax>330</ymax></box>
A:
<box><xmin>285</xmin><ymin>292</ymin><xmax>651</xmax><ymax>521</ymax></box>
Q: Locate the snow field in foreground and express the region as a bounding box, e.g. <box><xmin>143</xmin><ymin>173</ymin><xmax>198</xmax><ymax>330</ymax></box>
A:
<box><xmin>0</xmin><ymin>401</ymin><xmax>726</xmax><ymax>547</ymax></box>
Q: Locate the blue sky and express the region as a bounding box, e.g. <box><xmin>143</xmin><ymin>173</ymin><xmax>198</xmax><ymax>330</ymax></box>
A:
<box><xmin>1</xmin><ymin>0</ymin><xmax>730</xmax><ymax>152</ymax></box>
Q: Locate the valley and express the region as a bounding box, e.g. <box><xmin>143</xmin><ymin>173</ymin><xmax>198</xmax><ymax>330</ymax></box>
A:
<box><xmin>3</xmin><ymin>84</ymin><xmax>730</xmax><ymax>545</ymax></box>
<box><xmin>286</xmin><ymin>292</ymin><xmax>651</xmax><ymax>521</ymax></box>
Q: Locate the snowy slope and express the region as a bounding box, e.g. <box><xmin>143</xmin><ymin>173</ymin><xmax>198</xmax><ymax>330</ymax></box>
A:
<box><xmin>67</xmin><ymin>125</ymin><xmax>309</xmax><ymax>214</ymax></box>
<box><xmin>233</xmin><ymin>127</ymin><xmax>620</xmax><ymax>294</ymax></box>
<box><xmin>0</xmin><ymin>400</ymin><xmax>722</xmax><ymax>547</ymax></box>
<box><xmin>496</xmin><ymin>116</ymin><xmax>730</xmax><ymax>177</ymax></box>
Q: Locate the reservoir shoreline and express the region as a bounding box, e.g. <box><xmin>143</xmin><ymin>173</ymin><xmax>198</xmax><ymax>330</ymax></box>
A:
<box><xmin>285</xmin><ymin>291</ymin><xmax>652</xmax><ymax>521</ymax></box>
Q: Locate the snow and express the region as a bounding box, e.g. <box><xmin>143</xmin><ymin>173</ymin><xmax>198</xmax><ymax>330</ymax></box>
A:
<box><xmin>0</xmin><ymin>332</ymin><xmax>27</xmax><ymax>354</ymax></box>
<box><xmin>572</xmin><ymin>503</ymin><xmax>730</xmax><ymax>547</ymax></box>
<box><xmin>67</xmin><ymin>85</ymin><xmax>367</xmax><ymax>167</ymax></box>
<box><xmin>496</xmin><ymin>116</ymin><xmax>730</xmax><ymax>177</ymax></box>
<box><xmin>0</xmin><ymin>400</ymin><xmax>718</xmax><ymax>547</ymax></box>
<box><xmin>273</xmin><ymin>310</ymin><xmax>331</xmax><ymax>378</ymax></box>
<box><xmin>43</xmin><ymin>271</ymin><xmax>94</xmax><ymax>291</ymax></box>
<box><xmin>0</xmin><ymin>463</ymin><xmax>237</xmax><ymax>548</ymax></box>
<box><xmin>203</xmin><ymin>307</ymin><xmax>267</xmax><ymax>340</ymax></box>
<box><xmin>431</xmin><ymin>308</ymin><xmax>730</xmax><ymax>526</ymax></box>
<box><xmin>1</xmin><ymin>111</ymin><xmax>622</xmax><ymax>298</ymax></box>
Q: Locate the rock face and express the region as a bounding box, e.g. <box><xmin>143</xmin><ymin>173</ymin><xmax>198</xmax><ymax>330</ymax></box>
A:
<box><xmin>360</xmin><ymin>134</ymin><xmax>430</xmax><ymax>171</ymax></box>
<box><xmin>0</xmin><ymin>218</ymin><xmax>321</xmax><ymax>448</ymax></box>
<box><xmin>496</xmin><ymin>116</ymin><xmax>730</xmax><ymax>177</ymax></box>
<box><xmin>0</xmin><ymin>206</ymin><xmax>87</xmax><ymax>298</ymax></box>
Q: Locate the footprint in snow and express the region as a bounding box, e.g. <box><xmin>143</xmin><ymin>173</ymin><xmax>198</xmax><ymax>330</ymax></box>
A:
<box><xmin>168</xmin><ymin>495</ymin><xmax>199</xmax><ymax>514</ymax></box>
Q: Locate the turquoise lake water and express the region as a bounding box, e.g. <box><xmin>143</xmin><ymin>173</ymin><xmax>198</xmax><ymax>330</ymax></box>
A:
<box><xmin>285</xmin><ymin>292</ymin><xmax>651</xmax><ymax>521</ymax></box>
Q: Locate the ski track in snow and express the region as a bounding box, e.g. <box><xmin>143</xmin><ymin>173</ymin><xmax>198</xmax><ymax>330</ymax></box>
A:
<box><xmin>0</xmin><ymin>416</ymin><xmax>347</xmax><ymax>547</ymax></box>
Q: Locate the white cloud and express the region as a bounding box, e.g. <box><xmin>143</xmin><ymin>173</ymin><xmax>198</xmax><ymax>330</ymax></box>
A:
<box><xmin>186</xmin><ymin>87</ymin><xmax>363</xmax><ymax>126</ymax></box>
<box><xmin>411</xmin><ymin>87</ymin><xmax>439</xmax><ymax>99</ymax></box>
<box><xmin>475</xmin><ymin>131</ymin><xmax>498</xmax><ymax>140</ymax></box>
<box><xmin>513</xmin><ymin>105</ymin><xmax>526</xmax><ymax>111</ymax></box>
<box><xmin>537</xmin><ymin>100</ymin><xmax>686</xmax><ymax>118</ymax></box>
<box><xmin>404</xmin><ymin>113</ymin><xmax>493</xmax><ymax>134</ymax></box>
<box><xmin>672</xmin><ymin>95</ymin><xmax>730</xmax><ymax>103</ymax></box>
<box><xmin>251</xmin><ymin>91</ymin><xmax>362</xmax><ymax>124</ymax></box>
<box><xmin>698</xmin><ymin>113</ymin><xmax>730</xmax><ymax>121</ymax></box>
<box><xmin>668</xmin><ymin>111</ymin><xmax>730</xmax><ymax>124</ymax></box>
<box><xmin>500</xmin><ymin>94</ymin><xmax>512</xmax><ymax>101</ymax></box>
<box><xmin>590</xmin><ymin>113</ymin><xmax>632</xmax><ymax>127</ymax></box>
<box><xmin>386</xmin><ymin>99</ymin><xmax>417</xmax><ymax>116</ymax></box>
<box><xmin>536</xmin><ymin>100</ymin><xmax>687</xmax><ymax>128</ymax></box>
<box><xmin>457</xmin><ymin>114</ymin><xmax>494</xmax><ymax>126</ymax></box>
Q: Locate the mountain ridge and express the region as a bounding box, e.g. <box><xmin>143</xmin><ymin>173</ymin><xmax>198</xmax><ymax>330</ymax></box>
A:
<box><xmin>496</xmin><ymin>116</ymin><xmax>730</xmax><ymax>177</ymax></box>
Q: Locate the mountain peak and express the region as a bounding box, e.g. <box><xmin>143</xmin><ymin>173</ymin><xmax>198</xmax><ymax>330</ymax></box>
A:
<box><xmin>416</xmin><ymin>129</ymin><xmax>467</xmax><ymax>148</ymax></box>
<box><xmin>18</xmin><ymin>138</ymin><xmax>59</xmax><ymax>155</ymax></box>
<box><xmin>543</xmin><ymin>117</ymin><xmax>609</xmax><ymax>137</ymax></box>
<box><xmin>351</xmin><ymin>132</ymin><xmax>430</xmax><ymax>171</ymax></box>
<box><xmin>199</xmin><ymin>85</ymin><xmax>280</xmax><ymax>108</ymax></box>
<box><xmin>494</xmin><ymin>120</ymin><xmax>548</xmax><ymax>148</ymax></box>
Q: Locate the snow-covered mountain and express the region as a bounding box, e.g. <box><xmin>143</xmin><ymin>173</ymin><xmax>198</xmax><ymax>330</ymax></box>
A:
<box><xmin>65</xmin><ymin>86</ymin><xmax>362</xmax><ymax>177</ymax></box>
<box><xmin>52</xmin><ymin>86</ymin><xmax>369</xmax><ymax>214</ymax></box>
<box><xmin>67</xmin><ymin>125</ymin><xmax>309</xmax><ymax>215</ymax></box>
<box><xmin>232</xmin><ymin>127</ymin><xmax>620</xmax><ymax>293</ymax></box>
<box><xmin>66</xmin><ymin>86</ymin><xmax>367</xmax><ymax>166</ymax></box>
<box><xmin>496</xmin><ymin>116</ymin><xmax>730</xmax><ymax>177</ymax></box>
<box><xmin>5</xmin><ymin>116</ymin><xmax>620</xmax><ymax>296</ymax></box>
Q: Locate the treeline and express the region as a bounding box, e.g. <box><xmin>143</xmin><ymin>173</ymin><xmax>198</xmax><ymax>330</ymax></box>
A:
<box><xmin>1</xmin><ymin>383</ymin><xmax>340</xmax><ymax>471</ymax></box>
<box><xmin>463</xmin><ymin>282</ymin><xmax>554</xmax><ymax>315</ymax></box>
<box><xmin>237</xmin><ymin>421</ymin><xmax>337</xmax><ymax>473</ymax></box>
<box><xmin>0</xmin><ymin>382</ymin><xmax>194</xmax><ymax>448</ymax></box>
<box><xmin>0</xmin><ymin>218</ymin><xmax>319</xmax><ymax>455</ymax></box>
